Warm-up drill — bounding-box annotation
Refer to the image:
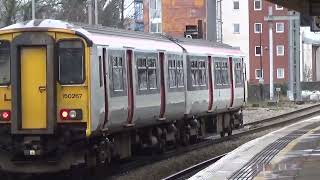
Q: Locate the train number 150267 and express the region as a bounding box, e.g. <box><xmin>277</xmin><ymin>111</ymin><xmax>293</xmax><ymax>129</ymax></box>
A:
<box><xmin>63</xmin><ymin>94</ymin><xmax>82</xmax><ymax>99</ymax></box>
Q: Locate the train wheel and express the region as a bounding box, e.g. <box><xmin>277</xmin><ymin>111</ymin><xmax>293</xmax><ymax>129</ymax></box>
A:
<box><xmin>181</xmin><ymin>133</ymin><xmax>190</xmax><ymax>146</ymax></box>
<box><xmin>220</xmin><ymin>131</ymin><xmax>225</xmax><ymax>137</ymax></box>
<box><xmin>227</xmin><ymin>128</ymin><xmax>232</xmax><ymax>136</ymax></box>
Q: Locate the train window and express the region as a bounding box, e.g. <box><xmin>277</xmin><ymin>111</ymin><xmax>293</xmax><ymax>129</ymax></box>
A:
<box><xmin>222</xmin><ymin>62</ymin><xmax>229</xmax><ymax>85</ymax></box>
<box><xmin>148</xmin><ymin>58</ymin><xmax>157</xmax><ymax>89</ymax></box>
<box><xmin>235</xmin><ymin>61</ymin><xmax>243</xmax><ymax>85</ymax></box>
<box><xmin>168</xmin><ymin>55</ymin><xmax>184</xmax><ymax>88</ymax></box>
<box><xmin>214</xmin><ymin>59</ymin><xmax>229</xmax><ymax>87</ymax></box>
<box><xmin>191</xmin><ymin>57</ymin><xmax>207</xmax><ymax>87</ymax></box>
<box><xmin>215</xmin><ymin>62</ymin><xmax>222</xmax><ymax>85</ymax></box>
<box><xmin>58</xmin><ymin>40</ymin><xmax>84</xmax><ymax>85</ymax></box>
<box><xmin>0</xmin><ymin>41</ymin><xmax>10</xmax><ymax>85</ymax></box>
<box><xmin>111</xmin><ymin>56</ymin><xmax>124</xmax><ymax>91</ymax></box>
<box><xmin>137</xmin><ymin>57</ymin><xmax>148</xmax><ymax>90</ymax></box>
<box><xmin>137</xmin><ymin>55</ymin><xmax>158</xmax><ymax>91</ymax></box>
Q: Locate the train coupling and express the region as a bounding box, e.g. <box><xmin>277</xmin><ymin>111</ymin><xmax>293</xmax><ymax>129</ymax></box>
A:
<box><xmin>22</xmin><ymin>136</ymin><xmax>43</xmax><ymax>156</ymax></box>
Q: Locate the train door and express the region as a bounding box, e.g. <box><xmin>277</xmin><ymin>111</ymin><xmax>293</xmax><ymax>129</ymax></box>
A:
<box><xmin>21</xmin><ymin>47</ymin><xmax>47</xmax><ymax>129</ymax></box>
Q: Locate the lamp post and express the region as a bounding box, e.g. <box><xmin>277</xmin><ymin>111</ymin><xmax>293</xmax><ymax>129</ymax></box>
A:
<box><xmin>32</xmin><ymin>0</ymin><xmax>35</xmax><ymax>20</ymax></box>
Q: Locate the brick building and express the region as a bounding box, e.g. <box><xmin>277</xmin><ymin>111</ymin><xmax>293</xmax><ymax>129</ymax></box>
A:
<box><xmin>248</xmin><ymin>0</ymin><xmax>289</xmax><ymax>92</ymax></box>
<box><xmin>143</xmin><ymin>0</ymin><xmax>208</xmax><ymax>38</ymax></box>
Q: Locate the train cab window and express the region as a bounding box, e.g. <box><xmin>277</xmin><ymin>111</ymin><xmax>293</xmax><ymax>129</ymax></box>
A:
<box><xmin>190</xmin><ymin>57</ymin><xmax>207</xmax><ymax>87</ymax></box>
<box><xmin>0</xmin><ymin>41</ymin><xmax>10</xmax><ymax>85</ymax></box>
<box><xmin>58</xmin><ymin>40</ymin><xmax>84</xmax><ymax>85</ymax></box>
<box><xmin>137</xmin><ymin>54</ymin><xmax>158</xmax><ymax>91</ymax></box>
<box><xmin>168</xmin><ymin>55</ymin><xmax>184</xmax><ymax>88</ymax></box>
<box><xmin>111</xmin><ymin>56</ymin><xmax>124</xmax><ymax>91</ymax></box>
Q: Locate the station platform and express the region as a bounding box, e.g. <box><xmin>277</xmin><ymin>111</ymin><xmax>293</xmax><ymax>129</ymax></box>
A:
<box><xmin>189</xmin><ymin>115</ymin><xmax>320</xmax><ymax>180</ymax></box>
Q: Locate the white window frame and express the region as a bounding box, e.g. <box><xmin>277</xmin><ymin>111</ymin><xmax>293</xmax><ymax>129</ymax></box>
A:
<box><xmin>233</xmin><ymin>0</ymin><xmax>240</xmax><ymax>10</ymax></box>
<box><xmin>276</xmin><ymin>22</ymin><xmax>284</xmax><ymax>33</ymax></box>
<box><xmin>277</xmin><ymin>68</ymin><xmax>285</xmax><ymax>79</ymax></box>
<box><xmin>233</xmin><ymin>23</ymin><xmax>240</xmax><ymax>34</ymax></box>
<box><xmin>275</xmin><ymin>4</ymin><xmax>283</xmax><ymax>10</ymax></box>
<box><xmin>254</xmin><ymin>0</ymin><xmax>262</xmax><ymax>11</ymax></box>
<box><xmin>255</xmin><ymin>69</ymin><xmax>263</xmax><ymax>79</ymax></box>
<box><xmin>255</xmin><ymin>46</ymin><xmax>263</xmax><ymax>56</ymax></box>
<box><xmin>254</xmin><ymin>23</ymin><xmax>262</xmax><ymax>33</ymax></box>
<box><xmin>276</xmin><ymin>45</ymin><xmax>285</xmax><ymax>56</ymax></box>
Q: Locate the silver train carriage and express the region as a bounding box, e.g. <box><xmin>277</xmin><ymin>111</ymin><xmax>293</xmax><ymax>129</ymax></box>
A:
<box><xmin>0</xmin><ymin>19</ymin><xmax>245</xmax><ymax>173</ymax></box>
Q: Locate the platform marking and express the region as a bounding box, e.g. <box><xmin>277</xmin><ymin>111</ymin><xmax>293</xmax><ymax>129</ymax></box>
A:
<box><xmin>254</xmin><ymin>125</ymin><xmax>320</xmax><ymax>180</ymax></box>
<box><xmin>270</xmin><ymin>125</ymin><xmax>320</xmax><ymax>165</ymax></box>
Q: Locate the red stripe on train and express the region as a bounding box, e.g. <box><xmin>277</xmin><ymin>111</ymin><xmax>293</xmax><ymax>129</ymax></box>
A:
<box><xmin>208</xmin><ymin>56</ymin><xmax>213</xmax><ymax>111</ymax></box>
<box><xmin>159</xmin><ymin>52</ymin><xmax>166</xmax><ymax>119</ymax></box>
<box><xmin>126</xmin><ymin>50</ymin><xmax>134</xmax><ymax>125</ymax></box>
<box><xmin>229</xmin><ymin>57</ymin><xmax>234</xmax><ymax>108</ymax></box>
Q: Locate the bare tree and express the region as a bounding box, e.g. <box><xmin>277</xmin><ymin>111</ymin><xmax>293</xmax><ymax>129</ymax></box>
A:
<box><xmin>0</xmin><ymin>0</ymin><xmax>123</xmax><ymax>27</ymax></box>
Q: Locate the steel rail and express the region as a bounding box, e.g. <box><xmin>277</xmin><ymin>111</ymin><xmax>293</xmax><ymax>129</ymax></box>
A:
<box><xmin>162</xmin><ymin>153</ymin><xmax>227</xmax><ymax>180</ymax></box>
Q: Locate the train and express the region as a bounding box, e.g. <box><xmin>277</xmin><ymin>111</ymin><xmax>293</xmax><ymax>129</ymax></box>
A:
<box><xmin>0</xmin><ymin>19</ymin><xmax>245</xmax><ymax>174</ymax></box>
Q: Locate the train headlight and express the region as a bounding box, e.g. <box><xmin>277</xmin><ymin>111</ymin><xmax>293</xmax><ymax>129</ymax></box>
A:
<box><xmin>61</xmin><ymin>110</ymin><xmax>69</xmax><ymax>119</ymax></box>
<box><xmin>69</xmin><ymin>110</ymin><xmax>77</xmax><ymax>119</ymax></box>
<box><xmin>60</xmin><ymin>109</ymin><xmax>82</xmax><ymax>120</ymax></box>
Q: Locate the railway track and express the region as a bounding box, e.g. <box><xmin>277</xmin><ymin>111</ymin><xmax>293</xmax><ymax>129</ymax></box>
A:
<box><xmin>162</xmin><ymin>154</ymin><xmax>227</xmax><ymax>180</ymax></box>
<box><xmin>5</xmin><ymin>104</ymin><xmax>320</xmax><ymax>180</ymax></box>
<box><xmin>160</xmin><ymin>103</ymin><xmax>320</xmax><ymax>180</ymax></box>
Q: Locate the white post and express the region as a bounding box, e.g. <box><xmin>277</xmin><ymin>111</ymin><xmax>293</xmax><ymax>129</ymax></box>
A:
<box><xmin>94</xmin><ymin>0</ymin><xmax>98</xmax><ymax>25</ymax></box>
<box><xmin>268</xmin><ymin>6</ymin><xmax>274</xmax><ymax>100</ymax></box>
<box><xmin>32</xmin><ymin>0</ymin><xmax>35</xmax><ymax>20</ymax></box>
<box><xmin>88</xmin><ymin>0</ymin><xmax>93</xmax><ymax>25</ymax></box>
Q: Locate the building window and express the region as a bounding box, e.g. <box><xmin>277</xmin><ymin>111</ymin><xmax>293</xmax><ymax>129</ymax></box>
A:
<box><xmin>255</xmin><ymin>69</ymin><xmax>263</xmax><ymax>79</ymax></box>
<box><xmin>255</xmin><ymin>46</ymin><xmax>262</xmax><ymax>56</ymax></box>
<box><xmin>233</xmin><ymin>23</ymin><xmax>240</xmax><ymax>34</ymax></box>
<box><xmin>254</xmin><ymin>23</ymin><xmax>262</xmax><ymax>33</ymax></box>
<box><xmin>168</xmin><ymin>56</ymin><xmax>184</xmax><ymax>88</ymax></box>
<box><xmin>233</xmin><ymin>0</ymin><xmax>239</xmax><ymax>10</ymax></box>
<box><xmin>275</xmin><ymin>4</ymin><xmax>283</xmax><ymax>10</ymax></box>
<box><xmin>150</xmin><ymin>22</ymin><xmax>162</xmax><ymax>33</ymax></box>
<box><xmin>277</xmin><ymin>68</ymin><xmax>285</xmax><ymax>79</ymax></box>
<box><xmin>191</xmin><ymin>58</ymin><xmax>207</xmax><ymax>87</ymax></box>
<box><xmin>276</xmin><ymin>22</ymin><xmax>284</xmax><ymax>33</ymax></box>
<box><xmin>137</xmin><ymin>56</ymin><xmax>158</xmax><ymax>91</ymax></box>
<box><xmin>276</xmin><ymin>45</ymin><xmax>285</xmax><ymax>56</ymax></box>
<box><xmin>254</xmin><ymin>0</ymin><xmax>262</xmax><ymax>10</ymax></box>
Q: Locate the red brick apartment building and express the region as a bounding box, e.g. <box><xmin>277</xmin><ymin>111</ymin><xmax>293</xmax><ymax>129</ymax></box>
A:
<box><xmin>143</xmin><ymin>0</ymin><xmax>207</xmax><ymax>38</ymax></box>
<box><xmin>249</xmin><ymin>0</ymin><xmax>289</xmax><ymax>88</ymax></box>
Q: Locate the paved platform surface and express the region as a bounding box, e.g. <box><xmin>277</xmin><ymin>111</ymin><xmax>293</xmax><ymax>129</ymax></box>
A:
<box><xmin>189</xmin><ymin>115</ymin><xmax>320</xmax><ymax>180</ymax></box>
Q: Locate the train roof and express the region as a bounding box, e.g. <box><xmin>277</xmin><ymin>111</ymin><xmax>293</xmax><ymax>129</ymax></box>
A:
<box><xmin>0</xmin><ymin>19</ymin><xmax>245</xmax><ymax>57</ymax></box>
